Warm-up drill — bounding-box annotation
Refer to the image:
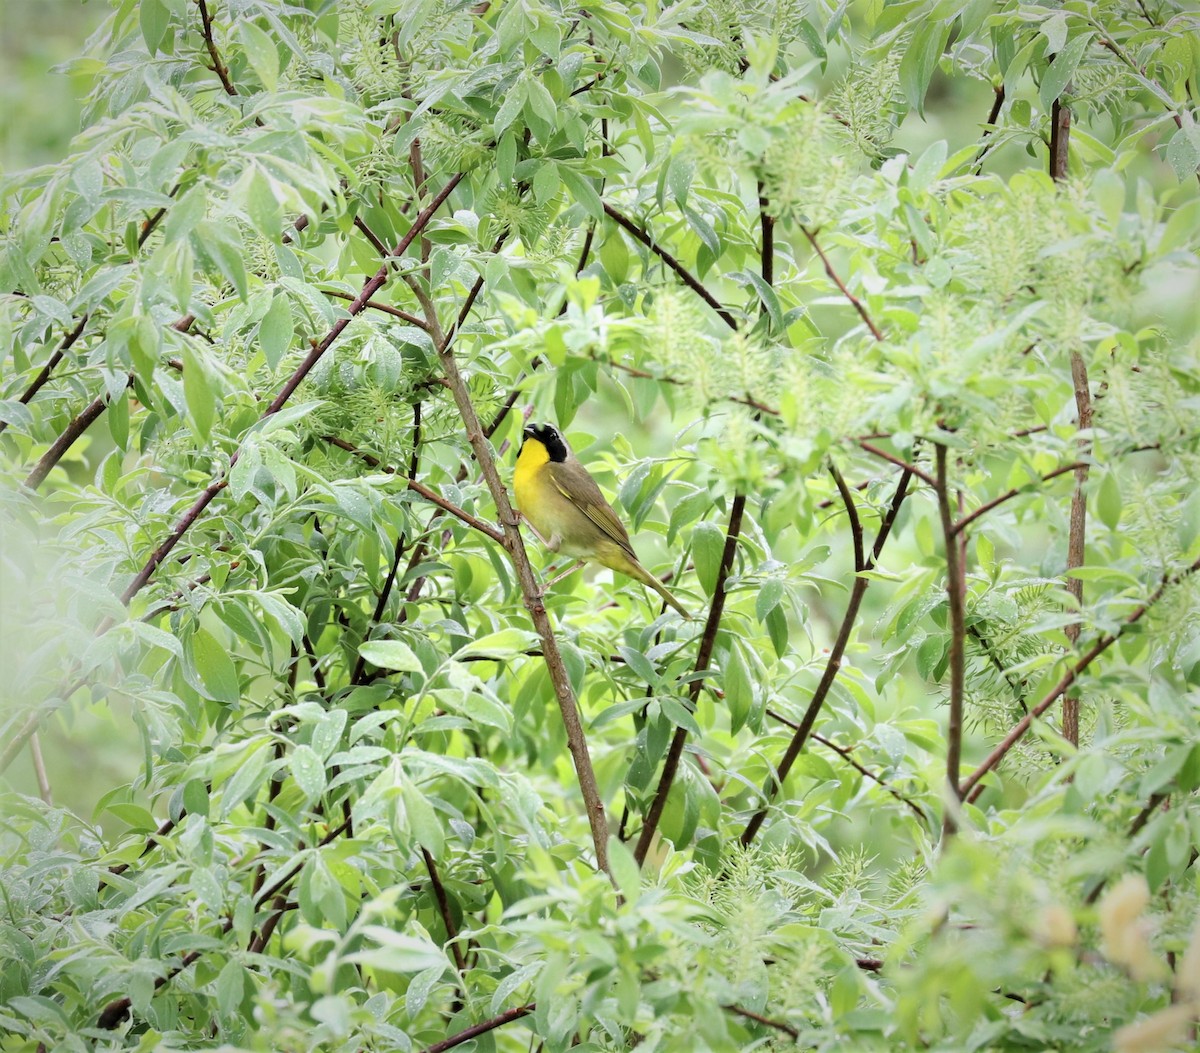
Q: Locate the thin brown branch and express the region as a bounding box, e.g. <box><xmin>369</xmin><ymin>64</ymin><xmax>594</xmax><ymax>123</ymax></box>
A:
<box><xmin>1084</xmin><ymin>793</ymin><xmax>1168</xmax><ymax>905</ymax></box>
<box><xmin>321</xmin><ymin>288</ymin><xmax>430</xmax><ymax>330</ymax></box>
<box><xmin>961</xmin><ymin>556</ymin><xmax>1200</xmax><ymax>798</ymax></box>
<box><xmin>634</xmin><ymin>495</ymin><xmax>745</xmax><ymax>865</ymax></box>
<box><xmin>972</xmin><ymin>84</ymin><xmax>1006</xmax><ymax>172</ymax></box>
<box><xmin>602</xmin><ymin>203</ymin><xmax>739</xmax><ymax>331</ymax></box>
<box><xmin>321</xmin><ymin>435</ymin><xmax>504</xmax><ymax>542</ymax></box>
<box><xmin>1062</xmin><ymin>351</ymin><xmax>1093</xmax><ymax>746</ymax></box>
<box><xmin>0</xmin><ymin>314</ymin><xmax>88</xmax><ymax>433</ymax></box>
<box><xmin>23</xmin><ymin>393</ymin><xmax>111</xmax><ymax>490</ymax></box>
<box><xmin>742</xmin><ymin>468</ymin><xmax>911</xmax><ymax>846</ymax></box>
<box><xmin>422</xmin><ymin>847</ymin><xmax>466</xmax><ymax>973</ymax></box>
<box><xmin>28</xmin><ymin>733</ymin><xmax>51</xmax><ymax>804</ymax></box>
<box><xmin>768</xmin><ymin>709</ymin><xmax>926</xmax><ymax>820</ymax></box>
<box><xmin>729</xmin><ymin>1005</ymin><xmax>799</xmax><ymax>1039</ymax></box>
<box><xmin>800</xmin><ymin>226</ymin><xmax>884</xmax><ymax>342</ymax></box>
<box><xmin>418</xmin><ymin>1004</ymin><xmax>535</xmax><ymax>1053</ymax></box>
<box><xmin>196</xmin><ymin>0</ymin><xmax>238</xmax><ymax>97</ymax></box>
<box><xmin>952</xmin><ymin>461</ymin><xmax>1087</xmax><ymax>536</ymax></box>
<box><xmin>23</xmin><ymin>313</ymin><xmax>196</xmax><ymax>491</ymax></box>
<box><xmin>437</xmin><ymin>344</ymin><xmax>612</xmax><ymax>880</ymax></box>
<box><xmin>857</xmin><ymin>440</ymin><xmax>935</xmax><ymax>488</ymax></box>
<box><xmin>935</xmin><ymin>445</ymin><xmax>966</xmax><ymax>836</ymax></box>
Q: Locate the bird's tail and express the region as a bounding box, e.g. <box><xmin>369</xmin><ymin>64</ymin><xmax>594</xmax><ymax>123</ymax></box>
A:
<box><xmin>632</xmin><ymin>561</ymin><xmax>691</xmax><ymax>620</ymax></box>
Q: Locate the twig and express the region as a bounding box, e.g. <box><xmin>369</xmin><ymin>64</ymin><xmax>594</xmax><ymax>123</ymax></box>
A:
<box><xmin>29</xmin><ymin>733</ymin><xmax>51</xmax><ymax>804</ymax></box>
<box><xmin>952</xmin><ymin>461</ymin><xmax>1087</xmax><ymax>536</ymax></box>
<box><xmin>418</xmin><ymin>1004</ymin><xmax>535</xmax><ymax>1053</ymax></box>
<box><xmin>0</xmin><ymin>314</ymin><xmax>89</xmax><ymax>434</ymax></box>
<box><xmin>196</xmin><ymin>0</ymin><xmax>238</xmax><ymax>97</ymax></box>
<box><xmin>602</xmin><ymin>203</ymin><xmax>739</xmax><ymax>331</ymax></box>
<box><xmin>321</xmin><ymin>435</ymin><xmax>504</xmax><ymax>542</ymax></box>
<box><xmin>800</xmin><ymin>226</ymin><xmax>884</xmax><ymax>342</ymax></box>
<box><xmin>321</xmin><ymin>288</ymin><xmax>430</xmax><ymax>330</ymax></box>
<box><xmin>768</xmin><ymin>709</ymin><xmax>926</xmax><ymax>820</ymax></box>
<box><xmin>961</xmin><ymin>555</ymin><xmax>1200</xmax><ymax>798</ymax></box>
<box><xmin>729</xmin><ymin>1005</ymin><xmax>799</xmax><ymax>1039</ymax></box>
<box><xmin>422</xmin><ymin>847</ymin><xmax>467</xmax><ymax>973</ymax></box>
<box><xmin>23</xmin><ymin>393</ymin><xmax>111</xmax><ymax>490</ymax></box>
<box><xmin>856</xmin><ymin>441</ymin><xmax>935</xmax><ymax>488</ymax></box>
<box><xmin>635</xmin><ymin>494</ymin><xmax>746</xmax><ymax>865</ymax></box>
<box><xmin>742</xmin><ymin>468</ymin><xmax>911</xmax><ymax>846</ymax></box>
<box><xmin>1083</xmin><ymin>793</ymin><xmax>1169</xmax><ymax>905</ymax></box>
<box><xmin>971</xmin><ymin>85</ymin><xmax>1006</xmax><ymax>172</ymax></box>
<box><xmin>935</xmin><ymin>445</ymin><xmax>966</xmax><ymax>836</ymax></box>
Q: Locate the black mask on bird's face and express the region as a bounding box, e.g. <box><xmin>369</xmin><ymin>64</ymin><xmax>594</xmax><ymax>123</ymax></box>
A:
<box><xmin>522</xmin><ymin>423</ymin><xmax>570</xmax><ymax>462</ymax></box>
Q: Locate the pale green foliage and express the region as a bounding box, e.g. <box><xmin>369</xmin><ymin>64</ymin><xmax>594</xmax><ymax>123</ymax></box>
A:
<box><xmin>2</xmin><ymin>0</ymin><xmax>1200</xmax><ymax>1050</ymax></box>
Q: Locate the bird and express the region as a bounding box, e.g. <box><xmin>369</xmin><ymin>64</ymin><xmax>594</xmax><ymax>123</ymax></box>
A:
<box><xmin>513</xmin><ymin>422</ymin><xmax>690</xmax><ymax>619</ymax></box>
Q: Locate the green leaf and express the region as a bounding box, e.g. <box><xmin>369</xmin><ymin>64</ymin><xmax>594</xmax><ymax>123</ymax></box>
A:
<box><xmin>139</xmin><ymin>0</ymin><xmax>171</xmax><ymax>55</ymax></box>
<box><xmin>900</xmin><ymin>23</ymin><xmax>946</xmax><ymax>118</ymax></box>
<box><xmin>691</xmin><ymin>520</ymin><xmax>727</xmax><ymax>596</ymax></box>
<box><xmin>533</xmin><ymin>161</ymin><xmax>559</xmax><ymax>206</ymax></box>
<box><xmin>290</xmin><ymin>745</ymin><xmax>326</xmax><ymax>801</ymax></box>
<box><xmin>559</xmin><ymin>166</ymin><xmax>604</xmax><ymax>221</ymax></box>
<box><xmin>457</xmin><ymin>628</ymin><xmax>539</xmax><ymax>660</ymax></box>
<box><xmin>182</xmin><ymin>344</ymin><xmax>216</xmax><ymax>441</ymax></box>
<box><xmin>259</xmin><ymin>293</ymin><xmax>294</xmax><ymax>370</ymax></box>
<box><xmin>607</xmin><ymin>836</ymin><xmax>642</xmax><ymax>903</ymax></box>
<box><xmin>1039</xmin><ymin>32</ymin><xmax>1093</xmax><ymax>113</ymax></box>
<box><xmin>723</xmin><ymin>644</ymin><xmax>754</xmax><ymax>734</ymax></box>
<box><xmin>1096</xmin><ymin>470</ymin><xmax>1121</xmax><ymax>531</ymax></box>
<box><xmin>237</xmin><ymin>20</ymin><xmax>279</xmax><ymax>91</ymax></box>
<box><xmin>190</xmin><ymin>628</ymin><xmax>240</xmax><ymax>705</ymax></box>
<box><xmin>359</xmin><ymin>639</ymin><xmax>423</xmax><ymax>673</ymax></box>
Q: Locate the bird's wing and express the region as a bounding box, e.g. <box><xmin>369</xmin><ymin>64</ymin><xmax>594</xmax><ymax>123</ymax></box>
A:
<box><xmin>546</xmin><ymin>460</ymin><xmax>638</xmax><ymax>560</ymax></box>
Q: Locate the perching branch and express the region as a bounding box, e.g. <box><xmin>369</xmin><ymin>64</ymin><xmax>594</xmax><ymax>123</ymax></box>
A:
<box><xmin>742</xmin><ymin>467</ymin><xmax>911</xmax><ymax>846</ymax></box>
<box><xmin>961</xmin><ymin>555</ymin><xmax>1200</xmax><ymax>799</ymax></box>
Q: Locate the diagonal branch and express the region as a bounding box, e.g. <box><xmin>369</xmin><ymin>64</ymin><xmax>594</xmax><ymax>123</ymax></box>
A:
<box><xmin>800</xmin><ymin>226</ymin><xmax>884</xmax><ymax>342</ymax></box>
<box><xmin>952</xmin><ymin>461</ymin><xmax>1086</xmax><ymax>536</ymax></box>
<box><xmin>0</xmin><ymin>313</ymin><xmax>89</xmax><ymax>434</ymax></box>
<box><xmin>321</xmin><ymin>434</ymin><xmax>503</xmax><ymax>542</ymax></box>
<box><xmin>635</xmin><ymin>494</ymin><xmax>746</xmax><ymax>865</ymax></box>
<box><xmin>602</xmin><ymin>203</ymin><xmax>739</xmax><ymax>331</ymax></box>
<box><xmin>961</xmin><ymin>555</ymin><xmax>1200</xmax><ymax>799</ymax></box>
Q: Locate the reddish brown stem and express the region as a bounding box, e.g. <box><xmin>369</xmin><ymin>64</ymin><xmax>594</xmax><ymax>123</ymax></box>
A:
<box><xmin>603</xmin><ymin>203</ymin><xmax>739</xmax><ymax>331</ymax></box>
<box><xmin>635</xmin><ymin>494</ymin><xmax>746</xmax><ymax>865</ymax></box>
<box><xmin>935</xmin><ymin>445</ymin><xmax>966</xmax><ymax>836</ymax></box>
<box><xmin>962</xmin><ymin>556</ymin><xmax>1200</xmax><ymax>798</ymax></box>
<box><xmin>800</xmin><ymin>226</ymin><xmax>884</xmax><ymax>342</ymax></box>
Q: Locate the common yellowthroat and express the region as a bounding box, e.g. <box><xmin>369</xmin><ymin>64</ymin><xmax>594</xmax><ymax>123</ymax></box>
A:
<box><xmin>514</xmin><ymin>423</ymin><xmax>690</xmax><ymax>619</ymax></box>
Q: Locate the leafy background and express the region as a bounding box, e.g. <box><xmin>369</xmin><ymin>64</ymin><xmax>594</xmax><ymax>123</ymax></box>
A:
<box><xmin>1</xmin><ymin>1</ymin><xmax>1199</xmax><ymax>1051</ymax></box>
